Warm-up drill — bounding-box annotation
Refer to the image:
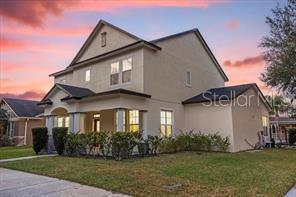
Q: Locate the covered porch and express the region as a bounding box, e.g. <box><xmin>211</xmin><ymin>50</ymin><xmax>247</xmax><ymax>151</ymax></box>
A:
<box><xmin>48</xmin><ymin>107</ymin><xmax>147</xmax><ymax>135</ymax></box>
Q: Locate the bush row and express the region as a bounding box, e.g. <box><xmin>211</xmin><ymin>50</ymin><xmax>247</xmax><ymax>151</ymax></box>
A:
<box><xmin>51</xmin><ymin>129</ymin><xmax>230</xmax><ymax>160</ymax></box>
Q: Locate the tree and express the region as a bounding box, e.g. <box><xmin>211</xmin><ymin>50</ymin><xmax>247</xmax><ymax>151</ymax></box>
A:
<box><xmin>266</xmin><ymin>95</ymin><xmax>288</xmax><ymax>117</ymax></box>
<box><xmin>259</xmin><ymin>0</ymin><xmax>296</xmax><ymax>102</ymax></box>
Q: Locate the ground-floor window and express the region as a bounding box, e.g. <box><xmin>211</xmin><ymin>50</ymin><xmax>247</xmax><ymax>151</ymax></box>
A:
<box><xmin>129</xmin><ymin>110</ymin><xmax>139</xmax><ymax>132</ymax></box>
<box><xmin>57</xmin><ymin>117</ymin><xmax>69</xmax><ymax>128</ymax></box>
<box><xmin>160</xmin><ymin>110</ymin><xmax>173</xmax><ymax>138</ymax></box>
<box><xmin>262</xmin><ymin>116</ymin><xmax>268</xmax><ymax>136</ymax></box>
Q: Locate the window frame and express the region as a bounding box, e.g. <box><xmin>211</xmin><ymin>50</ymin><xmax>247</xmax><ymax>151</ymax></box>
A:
<box><xmin>128</xmin><ymin>110</ymin><xmax>139</xmax><ymax>132</ymax></box>
<box><xmin>186</xmin><ymin>71</ymin><xmax>192</xmax><ymax>87</ymax></box>
<box><xmin>110</xmin><ymin>57</ymin><xmax>133</xmax><ymax>86</ymax></box>
<box><xmin>101</xmin><ymin>32</ymin><xmax>107</xmax><ymax>47</ymax></box>
<box><xmin>85</xmin><ymin>69</ymin><xmax>91</xmax><ymax>82</ymax></box>
<box><xmin>160</xmin><ymin>109</ymin><xmax>174</xmax><ymax>138</ymax></box>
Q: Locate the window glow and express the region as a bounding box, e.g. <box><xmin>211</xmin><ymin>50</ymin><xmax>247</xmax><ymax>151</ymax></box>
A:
<box><xmin>85</xmin><ymin>69</ymin><xmax>90</xmax><ymax>82</ymax></box>
<box><xmin>160</xmin><ymin>110</ymin><xmax>173</xmax><ymax>137</ymax></box>
<box><xmin>129</xmin><ymin>110</ymin><xmax>139</xmax><ymax>132</ymax></box>
<box><xmin>262</xmin><ymin>116</ymin><xmax>268</xmax><ymax>127</ymax></box>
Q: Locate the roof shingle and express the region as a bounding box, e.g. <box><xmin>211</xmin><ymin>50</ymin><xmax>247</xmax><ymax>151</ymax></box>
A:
<box><xmin>2</xmin><ymin>98</ymin><xmax>43</xmax><ymax>117</ymax></box>
<box><xmin>182</xmin><ymin>84</ymin><xmax>255</xmax><ymax>104</ymax></box>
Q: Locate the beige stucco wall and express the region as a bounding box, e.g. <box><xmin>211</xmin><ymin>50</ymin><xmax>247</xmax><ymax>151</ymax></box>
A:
<box><xmin>54</xmin><ymin>49</ymin><xmax>144</xmax><ymax>95</ymax></box>
<box><xmin>143</xmin><ymin>32</ymin><xmax>225</xmax><ymax>103</ymax></box>
<box><xmin>184</xmin><ymin>103</ymin><xmax>235</xmax><ymax>152</ymax></box>
<box><xmin>77</xmin><ymin>24</ymin><xmax>137</xmax><ymax>62</ymax></box>
<box><xmin>231</xmin><ymin>88</ymin><xmax>269</xmax><ymax>152</ymax></box>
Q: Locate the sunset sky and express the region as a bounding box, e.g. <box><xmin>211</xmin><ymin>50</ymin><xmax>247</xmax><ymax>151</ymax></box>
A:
<box><xmin>0</xmin><ymin>0</ymin><xmax>282</xmax><ymax>100</ymax></box>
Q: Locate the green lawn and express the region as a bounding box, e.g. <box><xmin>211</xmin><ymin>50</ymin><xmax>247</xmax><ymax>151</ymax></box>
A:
<box><xmin>0</xmin><ymin>146</ymin><xmax>35</xmax><ymax>159</ymax></box>
<box><xmin>0</xmin><ymin>150</ymin><xmax>295</xmax><ymax>196</ymax></box>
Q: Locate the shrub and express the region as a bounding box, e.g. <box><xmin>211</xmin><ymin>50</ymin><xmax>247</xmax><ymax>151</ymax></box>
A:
<box><xmin>111</xmin><ymin>132</ymin><xmax>129</xmax><ymax>160</ymax></box>
<box><xmin>137</xmin><ymin>140</ymin><xmax>149</xmax><ymax>156</ymax></box>
<box><xmin>52</xmin><ymin>127</ymin><xmax>68</xmax><ymax>155</ymax></box>
<box><xmin>288</xmin><ymin>129</ymin><xmax>296</xmax><ymax>145</ymax></box>
<box><xmin>32</xmin><ymin>127</ymin><xmax>48</xmax><ymax>154</ymax></box>
<box><xmin>0</xmin><ymin>135</ymin><xmax>12</xmax><ymax>147</ymax></box>
<box><xmin>65</xmin><ymin>133</ymin><xmax>86</xmax><ymax>156</ymax></box>
<box><xmin>147</xmin><ymin>135</ymin><xmax>162</xmax><ymax>155</ymax></box>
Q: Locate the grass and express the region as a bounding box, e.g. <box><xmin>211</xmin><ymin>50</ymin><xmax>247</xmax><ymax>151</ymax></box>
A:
<box><xmin>0</xmin><ymin>150</ymin><xmax>295</xmax><ymax>196</ymax></box>
<box><xmin>0</xmin><ymin>146</ymin><xmax>35</xmax><ymax>159</ymax></box>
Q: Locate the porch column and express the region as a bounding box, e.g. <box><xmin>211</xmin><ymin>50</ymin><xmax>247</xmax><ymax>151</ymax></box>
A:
<box><xmin>45</xmin><ymin>115</ymin><xmax>55</xmax><ymax>153</ymax></box>
<box><xmin>70</xmin><ymin>112</ymin><xmax>85</xmax><ymax>133</ymax></box>
<box><xmin>140</xmin><ymin>110</ymin><xmax>148</xmax><ymax>139</ymax></box>
<box><xmin>69</xmin><ymin>113</ymin><xmax>75</xmax><ymax>133</ymax></box>
<box><xmin>116</xmin><ymin>108</ymin><xmax>124</xmax><ymax>131</ymax></box>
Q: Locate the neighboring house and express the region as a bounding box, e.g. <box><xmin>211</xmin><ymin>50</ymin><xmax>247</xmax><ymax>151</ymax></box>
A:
<box><xmin>38</xmin><ymin>20</ymin><xmax>271</xmax><ymax>152</ymax></box>
<box><xmin>269</xmin><ymin>116</ymin><xmax>296</xmax><ymax>143</ymax></box>
<box><xmin>0</xmin><ymin>98</ymin><xmax>44</xmax><ymax>145</ymax></box>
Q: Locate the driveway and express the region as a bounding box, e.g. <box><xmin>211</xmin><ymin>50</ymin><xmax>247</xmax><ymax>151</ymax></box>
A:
<box><xmin>0</xmin><ymin>168</ymin><xmax>128</xmax><ymax>197</ymax></box>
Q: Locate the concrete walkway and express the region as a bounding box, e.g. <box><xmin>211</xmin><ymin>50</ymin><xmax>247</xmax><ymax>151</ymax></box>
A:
<box><xmin>286</xmin><ymin>185</ymin><xmax>296</xmax><ymax>197</ymax></box>
<box><xmin>0</xmin><ymin>154</ymin><xmax>58</xmax><ymax>163</ymax></box>
<box><xmin>0</xmin><ymin>168</ymin><xmax>129</xmax><ymax>197</ymax></box>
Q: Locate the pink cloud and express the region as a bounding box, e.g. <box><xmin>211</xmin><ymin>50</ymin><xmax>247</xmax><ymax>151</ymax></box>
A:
<box><xmin>0</xmin><ymin>0</ymin><xmax>225</xmax><ymax>27</ymax></box>
<box><xmin>223</xmin><ymin>55</ymin><xmax>265</xmax><ymax>68</ymax></box>
<box><xmin>72</xmin><ymin>0</ymin><xmax>225</xmax><ymax>12</ymax></box>
<box><xmin>2</xmin><ymin>25</ymin><xmax>92</xmax><ymax>38</ymax></box>
<box><xmin>0</xmin><ymin>0</ymin><xmax>76</xmax><ymax>27</ymax></box>
<box><xmin>0</xmin><ymin>91</ymin><xmax>45</xmax><ymax>100</ymax></box>
<box><xmin>0</xmin><ymin>37</ymin><xmax>26</xmax><ymax>49</ymax></box>
<box><xmin>225</xmin><ymin>20</ymin><xmax>240</xmax><ymax>30</ymax></box>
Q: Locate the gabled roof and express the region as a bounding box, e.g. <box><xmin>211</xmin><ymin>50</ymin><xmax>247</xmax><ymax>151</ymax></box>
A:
<box><xmin>40</xmin><ymin>83</ymin><xmax>95</xmax><ymax>104</ymax></box>
<box><xmin>1</xmin><ymin>98</ymin><xmax>43</xmax><ymax>118</ymax></box>
<box><xmin>69</xmin><ymin>19</ymin><xmax>141</xmax><ymax>66</ymax></box>
<box><xmin>151</xmin><ymin>28</ymin><xmax>229</xmax><ymax>82</ymax></box>
<box><xmin>183</xmin><ymin>84</ymin><xmax>255</xmax><ymax>104</ymax></box>
<box><xmin>57</xmin><ymin>83</ymin><xmax>95</xmax><ymax>98</ymax></box>
<box><xmin>182</xmin><ymin>83</ymin><xmax>271</xmax><ymax>110</ymax></box>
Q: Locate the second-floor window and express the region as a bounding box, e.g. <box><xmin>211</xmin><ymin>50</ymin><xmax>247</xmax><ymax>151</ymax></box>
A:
<box><xmin>111</xmin><ymin>62</ymin><xmax>120</xmax><ymax>85</ymax></box>
<box><xmin>186</xmin><ymin>71</ymin><xmax>192</xmax><ymax>86</ymax></box>
<box><xmin>85</xmin><ymin>69</ymin><xmax>90</xmax><ymax>82</ymax></box>
<box><xmin>122</xmin><ymin>58</ymin><xmax>132</xmax><ymax>83</ymax></box>
<box><xmin>110</xmin><ymin>58</ymin><xmax>132</xmax><ymax>86</ymax></box>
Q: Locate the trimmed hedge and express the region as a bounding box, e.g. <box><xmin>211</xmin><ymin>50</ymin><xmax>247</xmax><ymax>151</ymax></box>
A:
<box><xmin>52</xmin><ymin>127</ymin><xmax>68</xmax><ymax>155</ymax></box>
<box><xmin>32</xmin><ymin>127</ymin><xmax>48</xmax><ymax>154</ymax></box>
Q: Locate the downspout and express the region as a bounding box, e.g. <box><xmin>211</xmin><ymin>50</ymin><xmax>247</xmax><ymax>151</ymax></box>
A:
<box><xmin>24</xmin><ymin>118</ymin><xmax>29</xmax><ymax>145</ymax></box>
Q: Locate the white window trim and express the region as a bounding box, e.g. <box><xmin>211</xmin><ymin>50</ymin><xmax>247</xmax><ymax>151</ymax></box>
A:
<box><xmin>85</xmin><ymin>69</ymin><xmax>91</xmax><ymax>82</ymax></box>
<box><xmin>110</xmin><ymin>56</ymin><xmax>133</xmax><ymax>87</ymax></box>
<box><xmin>185</xmin><ymin>71</ymin><xmax>192</xmax><ymax>87</ymax></box>
<box><xmin>160</xmin><ymin>108</ymin><xmax>174</xmax><ymax>138</ymax></box>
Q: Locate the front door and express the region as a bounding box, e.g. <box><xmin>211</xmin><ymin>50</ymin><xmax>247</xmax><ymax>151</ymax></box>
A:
<box><xmin>93</xmin><ymin>114</ymin><xmax>100</xmax><ymax>132</ymax></box>
<box><xmin>94</xmin><ymin>119</ymin><xmax>100</xmax><ymax>132</ymax></box>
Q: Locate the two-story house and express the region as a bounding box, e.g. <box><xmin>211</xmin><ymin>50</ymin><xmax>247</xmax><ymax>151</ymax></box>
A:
<box><xmin>38</xmin><ymin>20</ymin><xmax>270</xmax><ymax>152</ymax></box>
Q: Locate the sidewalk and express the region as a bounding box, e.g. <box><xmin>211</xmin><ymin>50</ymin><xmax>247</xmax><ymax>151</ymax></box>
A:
<box><xmin>0</xmin><ymin>154</ymin><xmax>57</xmax><ymax>163</ymax></box>
<box><xmin>0</xmin><ymin>168</ymin><xmax>129</xmax><ymax>197</ymax></box>
<box><xmin>286</xmin><ymin>185</ymin><xmax>296</xmax><ymax>197</ymax></box>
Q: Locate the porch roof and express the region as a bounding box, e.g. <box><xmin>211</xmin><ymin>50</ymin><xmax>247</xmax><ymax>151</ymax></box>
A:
<box><xmin>61</xmin><ymin>88</ymin><xmax>151</xmax><ymax>101</ymax></box>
